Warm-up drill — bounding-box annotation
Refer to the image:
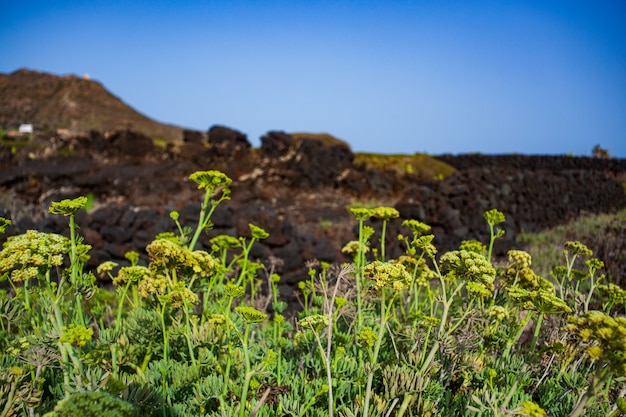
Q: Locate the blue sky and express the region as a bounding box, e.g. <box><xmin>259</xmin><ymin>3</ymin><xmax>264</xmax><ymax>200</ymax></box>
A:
<box><xmin>1</xmin><ymin>0</ymin><xmax>625</xmax><ymax>157</ymax></box>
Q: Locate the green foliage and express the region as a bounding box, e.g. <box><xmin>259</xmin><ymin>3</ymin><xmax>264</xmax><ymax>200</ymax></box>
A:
<box><xmin>43</xmin><ymin>391</ymin><xmax>135</xmax><ymax>417</ymax></box>
<box><xmin>0</xmin><ymin>170</ymin><xmax>624</xmax><ymax>417</ymax></box>
<box><xmin>517</xmin><ymin>208</ymin><xmax>626</xmax><ymax>279</ymax></box>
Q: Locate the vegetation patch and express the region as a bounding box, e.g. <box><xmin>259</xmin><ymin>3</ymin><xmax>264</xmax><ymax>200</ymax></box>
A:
<box><xmin>354</xmin><ymin>152</ymin><xmax>456</xmax><ymax>180</ymax></box>
<box><xmin>517</xmin><ymin>208</ymin><xmax>626</xmax><ymax>281</ymax></box>
<box><xmin>0</xmin><ymin>171</ymin><xmax>625</xmax><ymax>417</ymax></box>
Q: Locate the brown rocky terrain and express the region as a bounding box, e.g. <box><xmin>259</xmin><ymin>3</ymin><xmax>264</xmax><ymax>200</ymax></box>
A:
<box><xmin>1</xmin><ymin>69</ymin><xmax>625</xmax><ymax>298</ymax></box>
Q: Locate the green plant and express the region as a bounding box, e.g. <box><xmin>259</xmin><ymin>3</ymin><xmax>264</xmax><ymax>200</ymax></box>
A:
<box><xmin>1</xmin><ymin>171</ymin><xmax>624</xmax><ymax>417</ymax></box>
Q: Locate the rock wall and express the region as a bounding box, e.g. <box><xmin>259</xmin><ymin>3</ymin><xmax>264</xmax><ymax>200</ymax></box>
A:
<box><xmin>1</xmin><ymin>129</ymin><xmax>625</xmax><ymax>292</ymax></box>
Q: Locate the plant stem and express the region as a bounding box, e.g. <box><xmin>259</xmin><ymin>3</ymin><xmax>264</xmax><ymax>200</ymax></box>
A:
<box><xmin>189</xmin><ymin>189</ymin><xmax>213</xmax><ymax>251</ymax></box>
<box><xmin>380</xmin><ymin>219</ymin><xmax>387</xmax><ymax>261</ymax></box>
<box><xmin>356</xmin><ymin>219</ymin><xmax>366</xmax><ymax>331</ymax></box>
<box><xmin>238</xmin><ymin>324</ymin><xmax>253</xmax><ymax>417</ymax></box>
<box><xmin>570</xmin><ymin>368</ymin><xmax>608</xmax><ymax>417</ymax></box>
<box><xmin>363</xmin><ymin>290</ymin><xmax>387</xmax><ymax>417</ymax></box>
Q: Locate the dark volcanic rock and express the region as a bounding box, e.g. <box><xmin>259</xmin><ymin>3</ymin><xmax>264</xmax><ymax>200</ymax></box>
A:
<box><xmin>183</xmin><ymin>129</ymin><xmax>206</xmax><ymax>144</ymax></box>
<box><xmin>260</xmin><ymin>131</ymin><xmax>354</xmax><ymax>187</ymax></box>
<box><xmin>208</xmin><ymin>125</ymin><xmax>250</xmax><ymax>148</ymax></box>
<box><xmin>1</xmin><ymin>128</ymin><xmax>626</xmax><ymax>290</ymax></box>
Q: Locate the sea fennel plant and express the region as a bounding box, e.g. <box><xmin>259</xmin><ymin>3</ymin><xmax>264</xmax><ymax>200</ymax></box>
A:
<box><xmin>2</xmin><ymin>171</ymin><xmax>626</xmax><ymax>417</ymax></box>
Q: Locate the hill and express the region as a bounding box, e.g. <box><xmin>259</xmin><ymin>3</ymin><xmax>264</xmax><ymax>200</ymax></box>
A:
<box><xmin>0</xmin><ymin>68</ymin><xmax>184</xmax><ymax>142</ymax></box>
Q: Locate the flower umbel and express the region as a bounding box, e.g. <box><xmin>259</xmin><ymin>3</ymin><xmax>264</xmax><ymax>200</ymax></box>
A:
<box><xmin>189</xmin><ymin>170</ymin><xmax>232</xmax><ymax>190</ymax></box>
<box><xmin>60</xmin><ymin>324</ymin><xmax>93</xmax><ymax>347</ymax></box>
<box><xmin>363</xmin><ymin>261</ymin><xmax>412</xmax><ymax>292</ymax></box>
<box><xmin>235</xmin><ymin>305</ymin><xmax>267</xmax><ymax>323</ymax></box>
<box><xmin>0</xmin><ymin>230</ymin><xmax>69</xmax><ymax>282</ymax></box>
<box><xmin>0</xmin><ymin>217</ymin><xmax>11</xmax><ymax>235</ymax></box>
<box><xmin>48</xmin><ymin>196</ymin><xmax>88</xmax><ymax>216</ymax></box>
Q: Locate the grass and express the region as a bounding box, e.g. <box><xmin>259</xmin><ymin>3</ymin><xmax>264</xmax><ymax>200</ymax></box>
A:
<box><xmin>517</xmin><ymin>208</ymin><xmax>626</xmax><ymax>279</ymax></box>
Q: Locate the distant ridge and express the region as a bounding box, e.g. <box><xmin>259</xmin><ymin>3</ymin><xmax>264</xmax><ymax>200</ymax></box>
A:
<box><xmin>0</xmin><ymin>68</ymin><xmax>184</xmax><ymax>142</ymax></box>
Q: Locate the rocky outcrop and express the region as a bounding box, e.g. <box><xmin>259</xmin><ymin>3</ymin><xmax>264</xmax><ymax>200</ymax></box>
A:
<box><xmin>259</xmin><ymin>131</ymin><xmax>354</xmax><ymax>187</ymax></box>
<box><xmin>1</xmin><ymin>129</ymin><xmax>626</xmax><ymax>293</ymax></box>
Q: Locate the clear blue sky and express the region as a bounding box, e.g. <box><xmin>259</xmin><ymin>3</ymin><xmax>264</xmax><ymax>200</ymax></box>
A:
<box><xmin>2</xmin><ymin>0</ymin><xmax>625</xmax><ymax>157</ymax></box>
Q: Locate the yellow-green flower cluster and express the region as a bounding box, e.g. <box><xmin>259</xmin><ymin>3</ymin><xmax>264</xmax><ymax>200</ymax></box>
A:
<box><xmin>0</xmin><ymin>217</ymin><xmax>11</xmax><ymax>235</ymax></box>
<box><xmin>224</xmin><ymin>282</ymin><xmax>245</xmax><ymax>298</ymax></box>
<box><xmin>564</xmin><ymin>311</ymin><xmax>626</xmax><ymax>376</ymax></box>
<box><xmin>350</xmin><ymin>207</ymin><xmax>372</xmax><ymax>221</ymax></box>
<box><xmin>207</xmin><ymin>313</ymin><xmax>227</xmax><ymax>327</ymax></box>
<box><xmin>342</xmin><ymin>240</ymin><xmax>369</xmax><ymax>258</ymax></box>
<box><xmin>396</xmin><ymin>256</ymin><xmax>434</xmax><ymax>287</ymax></box>
<box><xmin>137</xmin><ymin>274</ymin><xmax>168</xmax><ymax>298</ymax></box>
<box><xmin>6</xmin><ymin>336</ymin><xmax>31</xmax><ymax>356</ymax></box>
<box><xmin>48</xmin><ymin>196</ymin><xmax>88</xmax><ymax>216</ymax></box>
<box><xmin>483</xmin><ymin>208</ymin><xmax>505</xmax><ymax>226</ymax></box>
<box><xmin>236</xmin><ymin>305</ymin><xmax>267</xmax><ymax>323</ymax></box>
<box><xmin>485</xmin><ymin>305</ymin><xmax>510</xmax><ymax>321</ymax></box>
<box><xmin>147</xmin><ymin>238</ymin><xmax>216</xmax><ymax>279</ymax></box>
<box><xmin>459</xmin><ymin>240</ymin><xmax>486</xmax><ymax>255</ymax></box>
<box><xmin>357</xmin><ymin>326</ymin><xmax>378</xmax><ymax>348</ymax></box>
<box><xmin>439</xmin><ymin>250</ymin><xmax>495</xmax><ymax>291</ymax></box>
<box><xmin>210</xmin><ymin>234</ymin><xmax>241</xmax><ymax>251</ymax></box>
<box><xmin>506</xmin><ymin>286</ymin><xmax>571</xmax><ymax>314</ymax></box>
<box><xmin>598</xmin><ymin>283</ymin><xmax>626</xmax><ymax>308</ymax></box>
<box><xmin>415</xmin><ymin>314</ymin><xmax>441</xmax><ymax>328</ymax></box>
<box><xmin>501</xmin><ymin>251</ymin><xmax>553</xmax><ymax>290</ymax></box>
<box><xmin>402</xmin><ymin>219</ymin><xmax>431</xmax><ymax>236</ymax></box>
<box><xmin>515</xmin><ymin>400</ymin><xmax>546</xmax><ymax>417</ymax></box>
<box><xmin>466</xmin><ymin>281</ymin><xmax>492</xmax><ymax>298</ymax></box>
<box><xmin>412</xmin><ymin>234</ymin><xmax>437</xmax><ymax>258</ymax></box>
<box><xmin>189</xmin><ymin>170</ymin><xmax>232</xmax><ymax>190</ymax></box>
<box><xmin>158</xmin><ymin>281</ymin><xmax>199</xmax><ymax>309</ymax></box>
<box><xmin>125</xmin><ymin>250</ymin><xmax>140</xmax><ymax>266</ymax></box>
<box><xmin>60</xmin><ymin>324</ymin><xmax>93</xmax><ymax>347</ymax></box>
<box><xmin>112</xmin><ymin>265</ymin><xmax>149</xmax><ymax>286</ymax></box>
<box><xmin>298</xmin><ymin>314</ymin><xmax>329</xmax><ymax>332</ymax></box>
<box><xmin>363</xmin><ymin>261</ymin><xmax>412</xmax><ymax>292</ymax></box>
<box><xmin>0</xmin><ymin>230</ymin><xmax>68</xmax><ymax>282</ymax></box>
<box><xmin>96</xmin><ymin>261</ymin><xmax>118</xmax><ymax>278</ymax></box>
<box><xmin>249</xmin><ymin>223</ymin><xmax>269</xmax><ymax>240</ymax></box>
<box><xmin>564</xmin><ymin>241</ymin><xmax>593</xmax><ymax>257</ymax></box>
<box><xmin>371</xmin><ymin>206</ymin><xmax>399</xmax><ymax>221</ymax></box>
<box><xmin>507</xmin><ymin>250</ymin><xmax>532</xmax><ymax>269</ymax></box>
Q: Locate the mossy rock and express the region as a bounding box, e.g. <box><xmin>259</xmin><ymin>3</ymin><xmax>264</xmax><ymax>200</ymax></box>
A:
<box><xmin>354</xmin><ymin>152</ymin><xmax>455</xmax><ymax>180</ymax></box>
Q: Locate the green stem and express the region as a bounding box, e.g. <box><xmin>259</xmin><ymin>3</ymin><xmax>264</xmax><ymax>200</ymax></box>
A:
<box><xmin>356</xmin><ymin>219</ymin><xmax>366</xmax><ymax>331</ymax></box>
<box><xmin>487</xmin><ymin>223</ymin><xmax>495</xmax><ymax>263</ymax></box>
<box><xmin>183</xmin><ymin>301</ymin><xmax>196</xmax><ymax>365</ymax></box>
<box><xmin>503</xmin><ymin>310</ymin><xmax>534</xmax><ymax>360</ymax></box>
<box><xmin>569</xmin><ymin>368</ymin><xmax>609</xmax><ymax>417</ymax></box>
<box><xmin>363</xmin><ymin>290</ymin><xmax>387</xmax><ymax>417</ymax></box>
<box><xmin>380</xmin><ymin>219</ymin><xmax>387</xmax><ymax>261</ymax></box>
<box><xmin>189</xmin><ymin>189</ymin><xmax>213</xmax><ymax>251</ymax></box>
<box><xmin>238</xmin><ymin>324</ymin><xmax>253</xmax><ymax>417</ymax></box>
<box><xmin>311</xmin><ymin>327</ymin><xmax>333</xmax><ymax>417</ymax></box>
<box><xmin>530</xmin><ymin>313</ymin><xmax>544</xmax><ymax>354</ymax></box>
<box><xmin>68</xmin><ymin>214</ymin><xmax>86</xmax><ymax>327</ymax></box>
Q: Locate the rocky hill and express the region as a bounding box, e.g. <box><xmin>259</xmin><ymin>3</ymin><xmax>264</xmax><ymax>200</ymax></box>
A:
<box><xmin>0</xmin><ymin>69</ymin><xmax>184</xmax><ymax>142</ymax></box>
